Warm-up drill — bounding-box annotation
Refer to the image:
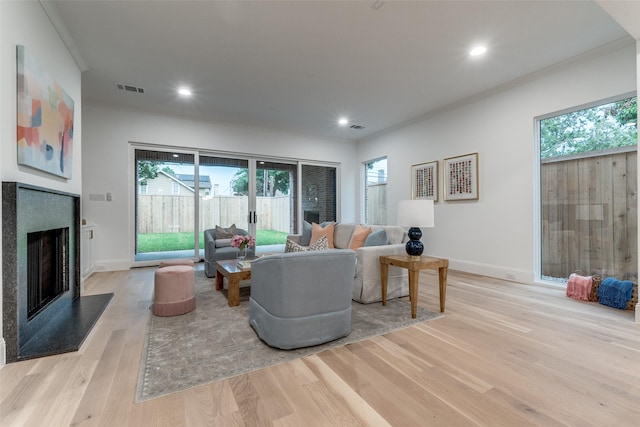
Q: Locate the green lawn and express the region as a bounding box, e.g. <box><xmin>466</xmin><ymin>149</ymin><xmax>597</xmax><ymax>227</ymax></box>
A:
<box><xmin>137</xmin><ymin>230</ymin><xmax>288</xmax><ymax>253</ymax></box>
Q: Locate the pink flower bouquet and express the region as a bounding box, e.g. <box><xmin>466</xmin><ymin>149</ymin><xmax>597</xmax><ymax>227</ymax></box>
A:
<box><xmin>230</xmin><ymin>234</ymin><xmax>256</xmax><ymax>250</ymax></box>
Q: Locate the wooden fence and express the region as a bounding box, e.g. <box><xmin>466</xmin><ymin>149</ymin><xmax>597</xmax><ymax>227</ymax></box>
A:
<box><xmin>137</xmin><ymin>195</ymin><xmax>291</xmax><ymax>234</ymax></box>
<box><xmin>367</xmin><ymin>183</ymin><xmax>387</xmax><ymax>225</ymax></box>
<box><xmin>541</xmin><ymin>147</ymin><xmax>637</xmax><ymax>281</ymax></box>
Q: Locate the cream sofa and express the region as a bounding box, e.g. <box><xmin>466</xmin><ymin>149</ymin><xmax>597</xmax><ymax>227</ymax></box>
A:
<box><xmin>287</xmin><ymin>223</ymin><xmax>409</xmax><ymax>303</ymax></box>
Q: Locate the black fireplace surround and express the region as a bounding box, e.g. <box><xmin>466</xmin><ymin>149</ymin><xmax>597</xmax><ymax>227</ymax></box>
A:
<box><xmin>2</xmin><ymin>182</ymin><xmax>112</xmax><ymax>363</ymax></box>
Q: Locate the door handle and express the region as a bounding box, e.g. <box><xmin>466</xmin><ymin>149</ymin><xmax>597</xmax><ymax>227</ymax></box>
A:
<box><xmin>253</xmin><ymin>212</ymin><xmax>257</xmax><ymax>223</ymax></box>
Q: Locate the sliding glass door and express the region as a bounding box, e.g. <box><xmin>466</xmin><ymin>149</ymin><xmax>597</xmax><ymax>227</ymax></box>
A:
<box><xmin>134</xmin><ymin>147</ymin><xmax>338</xmax><ymax>263</ymax></box>
<box><xmin>198</xmin><ymin>155</ymin><xmax>250</xmax><ymax>257</ymax></box>
<box><xmin>134</xmin><ymin>149</ymin><xmax>197</xmax><ymax>262</ymax></box>
<box><xmin>253</xmin><ymin>160</ymin><xmax>297</xmax><ymax>249</ymax></box>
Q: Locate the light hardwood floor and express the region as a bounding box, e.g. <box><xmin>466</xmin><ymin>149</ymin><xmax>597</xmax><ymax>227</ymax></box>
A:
<box><xmin>1</xmin><ymin>265</ymin><xmax>638</xmax><ymax>426</ymax></box>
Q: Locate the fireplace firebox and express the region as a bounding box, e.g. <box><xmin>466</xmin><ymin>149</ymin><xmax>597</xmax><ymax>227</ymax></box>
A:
<box><xmin>27</xmin><ymin>227</ymin><xmax>70</xmax><ymax>319</ymax></box>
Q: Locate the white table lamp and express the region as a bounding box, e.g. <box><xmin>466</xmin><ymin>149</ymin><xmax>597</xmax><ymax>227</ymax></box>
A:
<box><xmin>397</xmin><ymin>199</ymin><xmax>435</xmax><ymax>259</ymax></box>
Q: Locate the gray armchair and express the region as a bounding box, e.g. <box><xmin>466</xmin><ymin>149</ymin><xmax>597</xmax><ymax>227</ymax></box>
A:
<box><xmin>249</xmin><ymin>249</ymin><xmax>356</xmax><ymax>349</ymax></box>
<box><xmin>203</xmin><ymin>227</ymin><xmax>256</xmax><ymax>277</ymax></box>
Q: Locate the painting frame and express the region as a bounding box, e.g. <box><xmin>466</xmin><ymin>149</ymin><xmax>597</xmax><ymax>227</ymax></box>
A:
<box><xmin>16</xmin><ymin>45</ymin><xmax>75</xmax><ymax>179</ymax></box>
<box><xmin>411</xmin><ymin>160</ymin><xmax>439</xmax><ymax>201</ymax></box>
<box><xmin>444</xmin><ymin>152</ymin><xmax>478</xmax><ymax>201</ymax></box>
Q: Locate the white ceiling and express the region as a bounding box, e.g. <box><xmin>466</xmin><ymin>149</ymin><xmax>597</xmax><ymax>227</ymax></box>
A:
<box><xmin>45</xmin><ymin>1</ymin><xmax>633</xmax><ymax>142</ymax></box>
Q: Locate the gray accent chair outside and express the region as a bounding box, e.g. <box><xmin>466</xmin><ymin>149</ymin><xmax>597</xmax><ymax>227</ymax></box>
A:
<box><xmin>203</xmin><ymin>227</ymin><xmax>256</xmax><ymax>277</ymax></box>
<box><xmin>249</xmin><ymin>249</ymin><xmax>357</xmax><ymax>350</ymax></box>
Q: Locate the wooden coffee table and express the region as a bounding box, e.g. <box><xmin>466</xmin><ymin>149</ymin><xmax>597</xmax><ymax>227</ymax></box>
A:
<box><xmin>214</xmin><ymin>259</ymin><xmax>252</xmax><ymax>307</ymax></box>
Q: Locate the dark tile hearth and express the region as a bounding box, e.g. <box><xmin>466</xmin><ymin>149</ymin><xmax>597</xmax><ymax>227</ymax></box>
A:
<box><xmin>19</xmin><ymin>293</ymin><xmax>113</xmax><ymax>361</ymax></box>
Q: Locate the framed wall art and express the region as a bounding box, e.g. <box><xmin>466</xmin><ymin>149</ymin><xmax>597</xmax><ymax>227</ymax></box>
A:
<box><xmin>411</xmin><ymin>160</ymin><xmax>438</xmax><ymax>201</ymax></box>
<box><xmin>444</xmin><ymin>152</ymin><xmax>478</xmax><ymax>201</ymax></box>
<box><xmin>17</xmin><ymin>45</ymin><xmax>75</xmax><ymax>178</ymax></box>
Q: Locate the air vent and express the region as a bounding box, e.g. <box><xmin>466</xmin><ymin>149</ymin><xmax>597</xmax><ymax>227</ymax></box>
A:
<box><xmin>116</xmin><ymin>83</ymin><xmax>145</xmax><ymax>94</ymax></box>
<box><xmin>350</xmin><ymin>124</ymin><xmax>365</xmax><ymax>130</ymax></box>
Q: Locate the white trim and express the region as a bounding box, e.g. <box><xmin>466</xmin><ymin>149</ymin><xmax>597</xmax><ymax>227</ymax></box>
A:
<box><xmin>0</xmin><ymin>338</ymin><xmax>6</xmax><ymax>368</ymax></box>
<box><xmin>533</xmin><ymin>114</ymin><xmax>542</xmax><ymax>284</ymax></box>
<box><xmin>94</xmin><ymin>259</ymin><xmax>130</xmax><ymax>272</ymax></box>
<box><xmin>535</xmin><ymin>90</ymin><xmax>637</xmax><ymax>121</ymax></box>
<box><xmin>39</xmin><ymin>0</ymin><xmax>89</xmax><ymax>72</ymax></box>
<box><xmin>438</xmin><ymin>257</ymin><xmax>535</xmax><ymax>285</ymax></box>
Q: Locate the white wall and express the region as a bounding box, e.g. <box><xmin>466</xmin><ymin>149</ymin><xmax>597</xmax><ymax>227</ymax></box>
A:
<box><xmin>82</xmin><ymin>104</ymin><xmax>358</xmax><ymax>271</ymax></box>
<box><xmin>357</xmin><ymin>43</ymin><xmax>637</xmax><ymax>284</ymax></box>
<box><xmin>0</xmin><ymin>2</ymin><xmax>82</xmax><ymax>367</ymax></box>
<box><xmin>636</xmin><ymin>41</ymin><xmax>640</xmax><ymax>323</ymax></box>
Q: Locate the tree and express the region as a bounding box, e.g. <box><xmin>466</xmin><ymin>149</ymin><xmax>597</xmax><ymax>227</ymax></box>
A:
<box><xmin>230</xmin><ymin>169</ymin><xmax>290</xmax><ymax>196</ymax></box>
<box><xmin>540</xmin><ymin>97</ymin><xmax>637</xmax><ymax>158</ymax></box>
<box><xmin>137</xmin><ymin>160</ymin><xmax>160</xmax><ymax>183</ymax></box>
<box><xmin>137</xmin><ymin>161</ymin><xmax>175</xmax><ymax>183</ymax></box>
<box><xmin>609</xmin><ymin>97</ymin><xmax>637</xmax><ymax>127</ymax></box>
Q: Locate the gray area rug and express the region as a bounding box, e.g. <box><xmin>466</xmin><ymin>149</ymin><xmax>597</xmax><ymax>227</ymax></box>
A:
<box><xmin>136</xmin><ymin>270</ymin><xmax>442</xmax><ymax>401</ymax></box>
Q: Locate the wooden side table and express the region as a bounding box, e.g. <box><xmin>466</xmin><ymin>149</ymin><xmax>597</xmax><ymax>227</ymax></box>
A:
<box><xmin>379</xmin><ymin>255</ymin><xmax>449</xmax><ymax>318</ymax></box>
<box><xmin>214</xmin><ymin>259</ymin><xmax>252</xmax><ymax>307</ymax></box>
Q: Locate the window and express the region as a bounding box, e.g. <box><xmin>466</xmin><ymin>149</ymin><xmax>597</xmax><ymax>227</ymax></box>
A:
<box><xmin>133</xmin><ymin>147</ymin><xmax>339</xmax><ymax>264</ymax></box>
<box><xmin>538</xmin><ymin>96</ymin><xmax>637</xmax><ymax>283</ymax></box>
<box><xmin>364</xmin><ymin>157</ymin><xmax>387</xmax><ymax>225</ymax></box>
<box><xmin>301</xmin><ymin>164</ymin><xmax>337</xmax><ymax>226</ymax></box>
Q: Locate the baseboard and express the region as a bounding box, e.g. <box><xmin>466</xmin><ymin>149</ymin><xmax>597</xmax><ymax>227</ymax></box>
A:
<box><xmin>443</xmin><ymin>257</ymin><xmax>534</xmax><ymax>285</ymax></box>
<box><xmin>0</xmin><ymin>338</ymin><xmax>6</xmax><ymax>368</ymax></box>
<box><xmin>94</xmin><ymin>259</ymin><xmax>129</xmax><ymax>272</ymax></box>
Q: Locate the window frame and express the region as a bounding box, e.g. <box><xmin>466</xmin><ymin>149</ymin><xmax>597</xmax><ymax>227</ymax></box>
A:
<box><xmin>534</xmin><ymin>92</ymin><xmax>637</xmax><ymax>285</ymax></box>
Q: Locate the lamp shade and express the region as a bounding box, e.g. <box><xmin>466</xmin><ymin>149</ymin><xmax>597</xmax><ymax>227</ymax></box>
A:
<box><xmin>397</xmin><ymin>199</ymin><xmax>435</xmax><ymax>228</ymax></box>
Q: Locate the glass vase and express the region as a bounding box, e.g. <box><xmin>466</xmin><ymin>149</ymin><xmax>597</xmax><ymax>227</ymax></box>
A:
<box><xmin>237</xmin><ymin>247</ymin><xmax>246</xmax><ymax>261</ymax></box>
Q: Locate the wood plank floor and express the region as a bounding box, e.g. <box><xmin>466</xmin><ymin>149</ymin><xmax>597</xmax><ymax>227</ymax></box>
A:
<box><xmin>1</xmin><ymin>265</ymin><xmax>638</xmax><ymax>426</ymax></box>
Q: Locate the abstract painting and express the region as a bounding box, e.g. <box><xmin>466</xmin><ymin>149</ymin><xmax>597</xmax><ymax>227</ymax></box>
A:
<box><xmin>444</xmin><ymin>153</ymin><xmax>478</xmax><ymax>200</ymax></box>
<box><xmin>17</xmin><ymin>45</ymin><xmax>74</xmax><ymax>178</ymax></box>
<box><xmin>412</xmin><ymin>160</ymin><xmax>438</xmax><ymax>201</ymax></box>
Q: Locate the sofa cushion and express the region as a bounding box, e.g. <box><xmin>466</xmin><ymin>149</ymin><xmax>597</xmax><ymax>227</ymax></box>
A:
<box><xmin>334</xmin><ymin>223</ymin><xmax>355</xmax><ymax>249</ymax></box>
<box><xmin>364</xmin><ymin>228</ymin><xmax>389</xmax><ymax>246</ymax></box>
<box><xmin>300</xmin><ymin>221</ymin><xmax>312</xmax><ymax>246</ymax></box>
<box><xmin>349</xmin><ymin>224</ymin><xmax>372</xmax><ymax>250</ymax></box>
<box><xmin>215</xmin><ymin>238</ymin><xmax>232</xmax><ymax>248</ymax></box>
<box><xmin>285</xmin><ymin>235</ymin><xmax>328</xmax><ymax>253</ymax></box>
<box><xmin>215</xmin><ymin>224</ymin><xmax>237</xmax><ymax>239</ymax></box>
<box><xmin>309</xmin><ymin>235</ymin><xmax>329</xmax><ymax>251</ymax></box>
<box><xmin>285</xmin><ymin>239</ymin><xmax>306</xmax><ymax>253</ymax></box>
<box><xmin>381</xmin><ymin>226</ymin><xmax>406</xmax><ymax>244</ymax></box>
<box><xmin>310</xmin><ymin>222</ymin><xmax>335</xmax><ymax>248</ymax></box>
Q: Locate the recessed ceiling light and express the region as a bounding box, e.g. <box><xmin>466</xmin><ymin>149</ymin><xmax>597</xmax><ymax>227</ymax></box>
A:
<box><xmin>178</xmin><ymin>87</ymin><xmax>192</xmax><ymax>96</ymax></box>
<box><xmin>338</xmin><ymin>117</ymin><xmax>349</xmax><ymax>126</ymax></box>
<box><xmin>470</xmin><ymin>46</ymin><xmax>487</xmax><ymax>56</ymax></box>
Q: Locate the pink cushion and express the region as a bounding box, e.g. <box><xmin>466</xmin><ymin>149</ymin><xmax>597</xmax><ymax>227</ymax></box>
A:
<box><xmin>153</xmin><ymin>265</ymin><xmax>196</xmax><ymax>316</ymax></box>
